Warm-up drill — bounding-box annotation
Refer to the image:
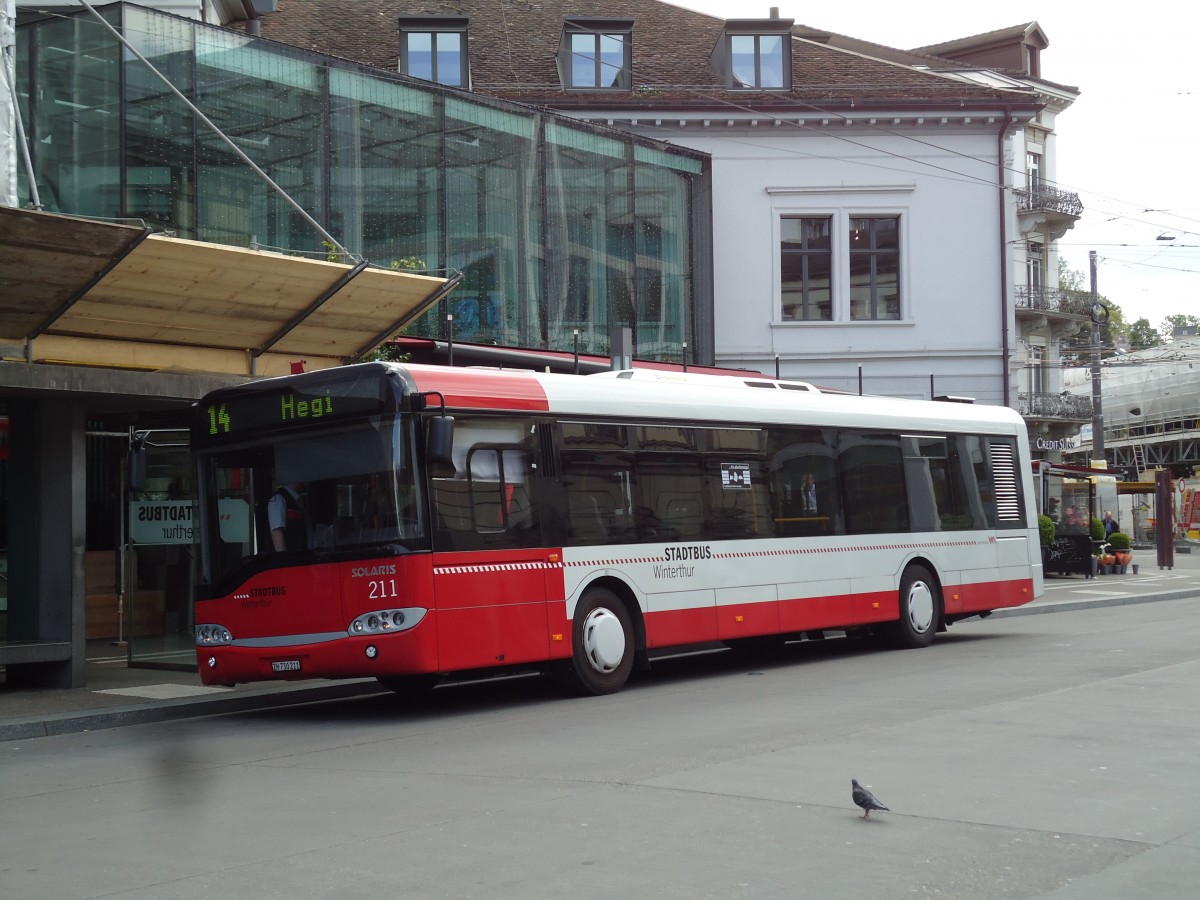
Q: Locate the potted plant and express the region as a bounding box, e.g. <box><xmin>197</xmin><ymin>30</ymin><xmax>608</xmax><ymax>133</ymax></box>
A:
<box><xmin>1038</xmin><ymin>514</ymin><xmax>1056</xmax><ymax>548</ymax></box>
<box><xmin>1108</xmin><ymin>531</ymin><xmax>1132</xmax><ymax>573</ymax></box>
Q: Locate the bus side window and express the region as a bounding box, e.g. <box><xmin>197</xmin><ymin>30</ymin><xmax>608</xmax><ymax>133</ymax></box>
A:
<box><xmin>961</xmin><ymin>435</ymin><xmax>997</xmax><ymax>529</ymax></box>
<box><xmin>468</xmin><ymin>448</ymin><xmax>506</xmax><ymax>533</ymax></box>
<box><xmin>431</xmin><ymin>417</ymin><xmax>540</xmax><ymax>551</ymax></box>
<box><xmin>638</xmin><ymin>452</ymin><xmax>704</xmax><ymax>540</ymax></box>
<box><xmin>767</xmin><ymin>426</ymin><xmax>839</xmax><ymax>537</ymax></box>
<box><xmin>948</xmin><ymin>436</ymin><xmax>988</xmax><ymax>530</ymax></box>
<box><xmin>903</xmin><ymin>436</ymin><xmax>947</xmax><ymax>532</ymax></box>
<box><xmin>561</xmin><ymin>452</ymin><xmax>634</xmax><ymax>545</ymax></box>
<box><xmin>840</xmin><ymin>432</ymin><xmax>909</xmax><ymax>534</ymax></box>
<box><xmin>705</xmin><ymin>457</ymin><xmax>774</xmax><ymax>538</ymax></box>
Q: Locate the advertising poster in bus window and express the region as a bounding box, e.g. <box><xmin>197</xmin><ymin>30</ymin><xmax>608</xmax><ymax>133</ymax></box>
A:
<box><xmin>721</xmin><ymin>462</ymin><xmax>751</xmax><ymax>490</ymax></box>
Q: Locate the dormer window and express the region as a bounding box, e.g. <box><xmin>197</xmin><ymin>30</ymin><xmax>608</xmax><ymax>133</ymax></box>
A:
<box><xmin>712</xmin><ymin>18</ymin><xmax>794</xmax><ymax>90</ymax></box>
<box><xmin>558</xmin><ymin>18</ymin><xmax>632</xmax><ymax>90</ymax></box>
<box><xmin>1024</xmin><ymin>44</ymin><xmax>1040</xmax><ymax>78</ymax></box>
<box><xmin>399</xmin><ymin>16</ymin><xmax>469</xmax><ymax>88</ymax></box>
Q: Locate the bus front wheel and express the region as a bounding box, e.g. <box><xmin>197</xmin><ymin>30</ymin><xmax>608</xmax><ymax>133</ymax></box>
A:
<box><xmin>888</xmin><ymin>565</ymin><xmax>939</xmax><ymax>649</ymax></box>
<box><xmin>562</xmin><ymin>587</ymin><xmax>634</xmax><ymax>695</ymax></box>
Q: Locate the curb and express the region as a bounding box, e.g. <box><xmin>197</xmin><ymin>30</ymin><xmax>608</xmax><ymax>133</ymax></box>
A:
<box><xmin>4</xmin><ymin>589</ymin><xmax>1198</xmax><ymax>742</ymax></box>
<box><xmin>0</xmin><ymin>679</ymin><xmax>385</xmax><ymax>743</ymax></box>
<box><xmin>989</xmin><ymin>588</ymin><xmax>1200</xmax><ymax>618</ymax></box>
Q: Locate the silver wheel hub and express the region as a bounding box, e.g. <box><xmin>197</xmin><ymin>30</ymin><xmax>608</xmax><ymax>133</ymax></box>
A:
<box><xmin>907</xmin><ymin>581</ymin><xmax>935</xmax><ymax>634</ymax></box>
<box><xmin>581</xmin><ymin>608</ymin><xmax>626</xmax><ymax>673</ymax></box>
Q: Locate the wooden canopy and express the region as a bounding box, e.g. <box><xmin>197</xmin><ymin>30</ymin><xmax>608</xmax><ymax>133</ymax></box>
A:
<box><xmin>0</xmin><ymin>207</ymin><xmax>454</xmax><ymax>376</ymax></box>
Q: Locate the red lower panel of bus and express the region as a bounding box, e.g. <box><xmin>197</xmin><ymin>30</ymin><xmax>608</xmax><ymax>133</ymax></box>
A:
<box><xmin>778</xmin><ymin>590</ymin><xmax>899</xmax><ymax>632</ymax></box>
<box><xmin>435</xmin><ymin>603</ymin><xmax>552</xmax><ymax>671</ymax></box>
<box><xmin>643</xmin><ymin>607</ymin><xmax>718</xmax><ymax>648</ymax></box>
<box><xmin>644</xmin><ymin>578</ymin><xmax>1032</xmax><ymax>648</ymax></box>
<box><xmin>198</xmin><ymin>629</ymin><xmax>440</xmax><ymax>686</ymax></box>
<box><xmin>716</xmin><ymin>598</ymin><xmax>781</xmax><ymax>641</ymax></box>
<box><xmin>200</xmin><ymin>572</ymin><xmax>1035</xmax><ymax>685</ymax></box>
<box><xmin>946</xmin><ymin>578</ymin><xmax>1034</xmax><ymax>614</ymax></box>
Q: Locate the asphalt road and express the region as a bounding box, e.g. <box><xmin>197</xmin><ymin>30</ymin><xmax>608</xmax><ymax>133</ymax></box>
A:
<box><xmin>3</xmin><ymin>598</ymin><xmax>1199</xmax><ymax>899</ymax></box>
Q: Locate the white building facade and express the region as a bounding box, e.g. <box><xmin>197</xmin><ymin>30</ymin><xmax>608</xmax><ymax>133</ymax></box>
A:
<box><xmin>915</xmin><ymin>24</ymin><xmax>1085</xmax><ymax>450</ymax></box>
<box><xmin>623</xmin><ymin>113</ymin><xmax>1023</xmax><ymax>403</ymax></box>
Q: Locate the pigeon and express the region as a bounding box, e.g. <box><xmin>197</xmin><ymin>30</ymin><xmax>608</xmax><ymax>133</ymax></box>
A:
<box><xmin>851</xmin><ymin>778</ymin><xmax>889</xmax><ymax>818</ymax></box>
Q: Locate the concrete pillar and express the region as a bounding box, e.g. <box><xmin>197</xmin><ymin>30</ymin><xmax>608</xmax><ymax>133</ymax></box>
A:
<box><xmin>6</xmin><ymin>398</ymin><xmax>87</xmax><ymax>687</ymax></box>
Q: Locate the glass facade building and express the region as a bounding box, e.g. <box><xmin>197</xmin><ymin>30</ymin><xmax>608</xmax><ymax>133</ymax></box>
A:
<box><xmin>15</xmin><ymin>4</ymin><xmax>712</xmax><ymax>361</ymax></box>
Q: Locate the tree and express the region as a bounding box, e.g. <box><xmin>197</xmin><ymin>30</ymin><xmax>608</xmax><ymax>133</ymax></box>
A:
<box><xmin>1058</xmin><ymin>258</ymin><xmax>1085</xmax><ymax>292</ymax></box>
<box><xmin>1126</xmin><ymin>318</ymin><xmax>1161</xmax><ymax>351</ymax></box>
<box><xmin>372</xmin><ymin>256</ymin><xmax>427</xmax><ymax>362</ymax></box>
<box><xmin>1058</xmin><ymin>262</ymin><xmax>1126</xmax><ymax>364</ymax></box>
<box><xmin>1160</xmin><ymin>314</ymin><xmax>1200</xmax><ymax>339</ymax></box>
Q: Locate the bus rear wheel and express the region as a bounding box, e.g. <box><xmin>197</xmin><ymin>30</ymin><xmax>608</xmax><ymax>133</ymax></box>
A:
<box><xmin>888</xmin><ymin>564</ymin><xmax>939</xmax><ymax>649</ymax></box>
<box><xmin>562</xmin><ymin>587</ymin><xmax>634</xmax><ymax>696</ymax></box>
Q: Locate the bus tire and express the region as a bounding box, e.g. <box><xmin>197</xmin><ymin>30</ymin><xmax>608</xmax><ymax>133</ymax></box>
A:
<box><xmin>376</xmin><ymin>673</ymin><xmax>441</xmax><ymax>699</ymax></box>
<box><xmin>562</xmin><ymin>587</ymin><xmax>634</xmax><ymax>696</ymax></box>
<box><xmin>888</xmin><ymin>564</ymin><xmax>939</xmax><ymax>649</ymax></box>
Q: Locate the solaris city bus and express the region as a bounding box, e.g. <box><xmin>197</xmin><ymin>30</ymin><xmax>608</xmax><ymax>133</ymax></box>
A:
<box><xmin>191</xmin><ymin>362</ymin><xmax>1042</xmax><ymax>695</ymax></box>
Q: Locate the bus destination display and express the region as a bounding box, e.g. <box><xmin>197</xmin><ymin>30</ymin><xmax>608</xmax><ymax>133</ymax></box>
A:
<box><xmin>195</xmin><ymin>377</ymin><xmax>393</xmax><ymax>443</ymax></box>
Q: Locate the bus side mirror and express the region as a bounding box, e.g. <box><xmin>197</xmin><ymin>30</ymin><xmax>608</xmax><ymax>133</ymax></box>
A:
<box><xmin>426</xmin><ymin>415</ymin><xmax>455</xmax><ymax>471</ymax></box>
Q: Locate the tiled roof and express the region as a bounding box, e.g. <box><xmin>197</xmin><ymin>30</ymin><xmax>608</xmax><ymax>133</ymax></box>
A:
<box><xmin>254</xmin><ymin>0</ymin><xmax>1039</xmax><ymax>112</ymax></box>
<box><xmin>913</xmin><ymin>22</ymin><xmax>1048</xmax><ymax>58</ymax></box>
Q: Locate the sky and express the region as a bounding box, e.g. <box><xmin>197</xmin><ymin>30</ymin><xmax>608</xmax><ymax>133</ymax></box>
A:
<box><xmin>670</xmin><ymin>0</ymin><xmax>1200</xmax><ymax>333</ymax></box>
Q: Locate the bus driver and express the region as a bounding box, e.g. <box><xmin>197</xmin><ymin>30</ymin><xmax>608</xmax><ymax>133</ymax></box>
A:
<box><xmin>268</xmin><ymin>483</ymin><xmax>308</xmax><ymax>551</ymax></box>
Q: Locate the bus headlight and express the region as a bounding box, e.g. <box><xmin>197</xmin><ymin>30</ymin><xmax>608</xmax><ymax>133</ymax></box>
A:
<box><xmin>348</xmin><ymin>608</ymin><xmax>426</xmax><ymax>636</ymax></box>
<box><xmin>195</xmin><ymin>624</ymin><xmax>233</xmax><ymax>646</ymax></box>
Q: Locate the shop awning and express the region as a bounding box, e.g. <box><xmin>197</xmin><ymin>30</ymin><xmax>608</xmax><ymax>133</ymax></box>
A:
<box><xmin>0</xmin><ymin>207</ymin><xmax>456</xmax><ymax>376</ymax></box>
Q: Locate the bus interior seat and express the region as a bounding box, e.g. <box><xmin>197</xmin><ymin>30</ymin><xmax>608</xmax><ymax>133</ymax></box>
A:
<box><xmin>662</xmin><ymin>495</ymin><xmax>702</xmax><ymax>537</ymax></box>
<box><xmin>472</xmin><ymin>485</ymin><xmax>504</xmax><ymax>532</ymax></box>
<box><xmin>570</xmin><ymin>493</ymin><xmax>611</xmax><ymax>541</ymax></box>
<box><xmin>507</xmin><ymin>485</ymin><xmax>533</xmax><ymax>529</ymax></box>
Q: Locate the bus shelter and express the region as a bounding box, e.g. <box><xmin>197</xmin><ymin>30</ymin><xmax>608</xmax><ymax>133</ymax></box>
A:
<box><xmin>1034</xmin><ymin>462</ymin><xmax>1115</xmax><ymax>577</ymax></box>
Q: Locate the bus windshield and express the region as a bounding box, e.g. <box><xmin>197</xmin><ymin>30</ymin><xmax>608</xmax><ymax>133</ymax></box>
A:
<box><xmin>196</xmin><ymin>413</ymin><xmax>427</xmax><ymax>588</ymax></box>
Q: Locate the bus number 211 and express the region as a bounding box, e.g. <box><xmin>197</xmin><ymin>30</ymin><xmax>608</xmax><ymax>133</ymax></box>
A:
<box><xmin>369</xmin><ymin>580</ymin><xmax>398</xmax><ymax>599</ymax></box>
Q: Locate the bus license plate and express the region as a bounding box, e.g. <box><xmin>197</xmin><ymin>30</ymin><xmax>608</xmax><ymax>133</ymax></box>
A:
<box><xmin>272</xmin><ymin>660</ymin><xmax>301</xmax><ymax>672</ymax></box>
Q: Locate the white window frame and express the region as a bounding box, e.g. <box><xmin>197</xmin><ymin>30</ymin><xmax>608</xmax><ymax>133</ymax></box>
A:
<box><xmin>846</xmin><ymin>213</ymin><xmax>903</xmax><ymax>322</ymax></box>
<box><xmin>1026</xmin><ymin>151</ymin><xmax>1042</xmax><ymax>192</ymax></box>
<box><xmin>778</xmin><ymin>213</ymin><xmax>835</xmax><ymax>323</ymax></box>
<box><xmin>768</xmin><ymin>189</ymin><xmax>913</xmax><ymax>327</ymax></box>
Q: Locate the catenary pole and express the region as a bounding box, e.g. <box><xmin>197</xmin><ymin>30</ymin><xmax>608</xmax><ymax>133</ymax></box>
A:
<box><xmin>1090</xmin><ymin>250</ymin><xmax>1105</xmax><ymax>463</ymax></box>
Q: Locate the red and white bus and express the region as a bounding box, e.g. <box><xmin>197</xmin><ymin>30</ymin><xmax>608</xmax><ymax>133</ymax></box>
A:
<box><xmin>192</xmin><ymin>362</ymin><xmax>1042</xmax><ymax>695</ymax></box>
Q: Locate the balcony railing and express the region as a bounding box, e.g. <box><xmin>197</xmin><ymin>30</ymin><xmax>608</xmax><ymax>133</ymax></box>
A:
<box><xmin>1015</xmin><ymin>286</ymin><xmax>1091</xmax><ymax>317</ymax></box>
<box><xmin>1018</xmin><ymin>391</ymin><xmax>1093</xmax><ymax>421</ymax></box>
<box><xmin>1014</xmin><ymin>182</ymin><xmax>1084</xmax><ymax>218</ymax></box>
